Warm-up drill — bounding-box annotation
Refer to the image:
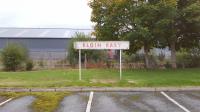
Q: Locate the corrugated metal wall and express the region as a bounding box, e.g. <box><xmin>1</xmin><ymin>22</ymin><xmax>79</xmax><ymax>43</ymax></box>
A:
<box><xmin>0</xmin><ymin>38</ymin><xmax>71</xmax><ymax>60</ymax></box>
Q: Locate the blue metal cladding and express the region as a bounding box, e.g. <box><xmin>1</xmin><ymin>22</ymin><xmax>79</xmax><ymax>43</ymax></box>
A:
<box><xmin>0</xmin><ymin>38</ymin><xmax>7</xmax><ymax>48</ymax></box>
<box><xmin>0</xmin><ymin>38</ymin><xmax>71</xmax><ymax>52</ymax></box>
<box><xmin>0</xmin><ymin>38</ymin><xmax>71</xmax><ymax>60</ymax></box>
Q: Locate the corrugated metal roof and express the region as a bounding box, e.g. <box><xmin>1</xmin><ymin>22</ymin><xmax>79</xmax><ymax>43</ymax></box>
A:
<box><xmin>0</xmin><ymin>28</ymin><xmax>93</xmax><ymax>38</ymax></box>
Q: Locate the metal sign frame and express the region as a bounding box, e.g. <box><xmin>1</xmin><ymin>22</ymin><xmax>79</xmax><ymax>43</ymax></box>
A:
<box><xmin>74</xmin><ymin>41</ymin><xmax>130</xmax><ymax>80</ymax></box>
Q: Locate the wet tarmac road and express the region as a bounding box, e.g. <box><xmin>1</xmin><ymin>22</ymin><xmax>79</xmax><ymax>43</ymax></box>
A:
<box><xmin>56</xmin><ymin>92</ymin><xmax>88</xmax><ymax>112</ymax></box>
<box><xmin>91</xmin><ymin>92</ymin><xmax>183</xmax><ymax>112</ymax></box>
<box><xmin>55</xmin><ymin>91</ymin><xmax>200</xmax><ymax>112</ymax></box>
<box><xmin>166</xmin><ymin>91</ymin><xmax>200</xmax><ymax>112</ymax></box>
<box><xmin>0</xmin><ymin>96</ymin><xmax>35</xmax><ymax>112</ymax></box>
<box><xmin>0</xmin><ymin>91</ymin><xmax>200</xmax><ymax>112</ymax></box>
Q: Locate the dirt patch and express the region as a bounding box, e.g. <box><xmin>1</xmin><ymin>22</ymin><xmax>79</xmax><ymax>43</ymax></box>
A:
<box><xmin>127</xmin><ymin>80</ymin><xmax>137</xmax><ymax>84</ymax></box>
<box><xmin>91</xmin><ymin>79</ymin><xmax>118</xmax><ymax>84</ymax></box>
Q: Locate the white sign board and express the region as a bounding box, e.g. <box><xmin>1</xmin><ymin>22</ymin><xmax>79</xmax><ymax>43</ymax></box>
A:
<box><xmin>74</xmin><ymin>41</ymin><xmax>129</xmax><ymax>50</ymax></box>
<box><xmin>74</xmin><ymin>41</ymin><xmax>130</xmax><ymax>80</ymax></box>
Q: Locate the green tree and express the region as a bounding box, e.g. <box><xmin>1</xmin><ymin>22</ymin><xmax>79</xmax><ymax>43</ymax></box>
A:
<box><xmin>90</xmin><ymin>0</ymin><xmax>158</xmax><ymax>68</ymax></box>
<box><xmin>90</xmin><ymin>0</ymin><xmax>200</xmax><ymax>69</ymax></box>
<box><xmin>153</xmin><ymin>1</ymin><xmax>178</xmax><ymax>69</ymax></box>
<box><xmin>154</xmin><ymin>0</ymin><xmax>200</xmax><ymax>68</ymax></box>
<box><xmin>178</xmin><ymin>1</ymin><xmax>200</xmax><ymax>49</ymax></box>
<box><xmin>90</xmin><ymin>0</ymin><xmax>138</xmax><ymax>41</ymax></box>
<box><xmin>67</xmin><ymin>33</ymin><xmax>87</xmax><ymax>66</ymax></box>
<box><xmin>1</xmin><ymin>43</ymin><xmax>28</xmax><ymax>71</ymax></box>
<box><xmin>125</xmin><ymin>3</ymin><xmax>159</xmax><ymax>68</ymax></box>
<box><xmin>67</xmin><ymin>33</ymin><xmax>104</xmax><ymax>67</ymax></box>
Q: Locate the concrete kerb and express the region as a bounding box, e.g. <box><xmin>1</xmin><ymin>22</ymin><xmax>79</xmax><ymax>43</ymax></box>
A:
<box><xmin>0</xmin><ymin>87</ymin><xmax>200</xmax><ymax>92</ymax></box>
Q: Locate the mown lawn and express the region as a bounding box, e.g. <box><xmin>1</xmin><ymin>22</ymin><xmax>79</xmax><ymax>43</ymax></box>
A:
<box><xmin>0</xmin><ymin>68</ymin><xmax>199</xmax><ymax>87</ymax></box>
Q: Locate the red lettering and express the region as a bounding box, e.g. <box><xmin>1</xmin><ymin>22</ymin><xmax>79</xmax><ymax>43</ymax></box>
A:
<box><xmin>82</xmin><ymin>42</ymin><xmax>122</xmax><ymax>49</ymax></box>
<box><xmin>106</xmin><ymin>43</ymin><xmax>109</xmax><ymax>48</ymax></box>
<box><xmin>97</xmin><ymin>43</ymin><xmax>101</xmax><ymax>47</ymax></box>
<box><xmin>89</xmin><ymin>43</ymin><xmax>93</xmax><ymax>47</ymax></box>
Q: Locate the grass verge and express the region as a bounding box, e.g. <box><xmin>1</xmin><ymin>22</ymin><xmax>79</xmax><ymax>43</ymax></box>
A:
<box><xmin>0</xmin><ymin>68</ymin><xmax>199</xmax><ymax>87</ymax></box>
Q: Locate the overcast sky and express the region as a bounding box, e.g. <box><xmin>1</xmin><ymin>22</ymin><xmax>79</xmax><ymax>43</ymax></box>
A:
<box><xmin>0</xmin><ymin>0</ymin><xmax>93</xmax><ymax>28</ymax></box>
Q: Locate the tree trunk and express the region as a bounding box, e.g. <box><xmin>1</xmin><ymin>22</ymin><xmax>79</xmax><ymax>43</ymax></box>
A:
<box><xmin>144</xmin><ymin>45</ymin><xmax>150</xmax><ymax>69</ymax></box>
<box><xmin>170</xmin><ymin>41</ymin><xmax>177</xmax><ymax>69</ymax></box>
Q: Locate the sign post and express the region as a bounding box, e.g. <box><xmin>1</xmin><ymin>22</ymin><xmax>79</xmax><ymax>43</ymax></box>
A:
<box><xmin>74</xmin><ymin>41</ymin><xmax>129</xmax><ymax>80</ymax></box>
<box><xmin>120</xmin><ymin>50</ymin><xmax>122</xmax><ymax>80</ymax></box>
<box><xmin>79</xmin><ymin>49</ymin><xmax>81</xmax><ymax>80</ymax></box>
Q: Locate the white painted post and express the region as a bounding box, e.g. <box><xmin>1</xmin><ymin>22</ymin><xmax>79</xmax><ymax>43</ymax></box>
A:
<box><xmin>79</xmin><ymin>49</ymin><xmax>82</xmax><ymax>80</ymax></box>
<box><xmin>120</xmin><ymin>50</ymin><xmax>122</xmax><ymax>80</ymax></box>
<box><xmin>84</xmin><ymin>53</ymin><xmax>87</xmax><ymax>69</ymax></box>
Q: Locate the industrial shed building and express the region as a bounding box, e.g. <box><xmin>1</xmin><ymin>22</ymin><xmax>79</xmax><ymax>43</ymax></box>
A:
<box><xmin>0</xmin><ymin>28</ymin><xmax>93</xmax><ymax>68</ymax></box>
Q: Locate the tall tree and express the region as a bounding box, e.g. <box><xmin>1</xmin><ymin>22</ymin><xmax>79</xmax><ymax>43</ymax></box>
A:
<box><xmin>125</xmin><ymin>3</ymin><xmax>159</xmax><ymax>68</ymax></box>
<box><xmin>154</xmin><ymin>0</ymin><xmax>200</xmax><ymax>68</ymax></box>
<box><xmin>177</xmin><ymin>0</ymin><xmax>200</xmax><ymax>49</ymax></box>
<box><xmin>90</xmin><ymin>0</ymin><xmax>158</xmax><ymax>68</ymax></box>
<box><xmin>90</xmin><ymin>0</ymin><xmax>137</xmax><ymax>40</ymax></box>
<box><xmin>90</xmin><ymin>0</ymin><xmax>200</xmax><ymax>69</ymax></box>
<box><xmin>154</xmin><ymin>1</ymin><xmax>178</xmax><ymax>68</ymax></box>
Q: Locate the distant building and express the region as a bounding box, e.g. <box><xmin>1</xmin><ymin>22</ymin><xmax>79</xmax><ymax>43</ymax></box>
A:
<box><xmin>0</xmin><ymin>28</ymin><xmax>93</xmax><ymax>68</ymax></box>
<box><xmin>0</xmin><ymin>28</ymin><xmax>93</xmax><ymax>60</ymax></box>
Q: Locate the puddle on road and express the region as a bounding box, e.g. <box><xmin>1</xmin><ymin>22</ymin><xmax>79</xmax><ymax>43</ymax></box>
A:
<box><xmin>0</xmin><ymin>96</ymin><xmax>35</xmax><ymax>112</ymax></box>
<box><xmin>56</xmin><ymin>93</ymin><xmax>88</xmax><ymax>112</ymax></box>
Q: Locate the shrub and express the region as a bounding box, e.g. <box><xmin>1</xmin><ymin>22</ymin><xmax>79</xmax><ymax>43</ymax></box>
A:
<box><xmin>148</xmin><ymin>55</ymin><xmax>158</xmax><ymax>69</ymax></box>
<box><xmin>188</xmin><ymin>48</ymin><xmax>200</xmax><ymax>67</ymax></box>
<box><xmin>38</xmin><ymin>60</ymin><xmax>44</xmax><ymax>67</ymax></box>
<box><xmin>158</xmin><ymin>52</ymin><xmax>165</xmax><ymax>62</ymax></box>
<box><xmin>177</xmin><ymin>48</ymin><xmax>200</xmax><ymax>68</ymax></box>
<box><xmin>165</xmin><ymin>61</ymin><xmax>171</xmax><ymax>69</ymax></box>
<box><xmin>1</xmin><ymin>43</ymin><xmax>28</xmax><ymax>71</ymax></box>
<box><xmin>176</xmin><ymin>50</ymin><xmax>188</xmax><ymax>68</ymax></box>
<box><xmin>26</xmin><ymin>59</ymin><xmax>34</xmax><ymax>71</ymax></box>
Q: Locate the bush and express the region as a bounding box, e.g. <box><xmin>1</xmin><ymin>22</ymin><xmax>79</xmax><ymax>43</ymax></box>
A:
<box><xmin>188</xmin><ymin>48</ymin><xmax>200</xmax><ymax>67</ymax></box>
<box><xmin>1</xmin><ymin>43</ymin><xmax>28</xmax><ymax>71</ymax></box>
<box><xmin>177</xmin><ymin>48</ymin><xmax>200</xmax><ymax>68</ymax></box>
<box><xmin>176</xmin><ymin>50</ymin><xmax>188</xmax><ymax>68</ymax></box>
<box><xmin>158</xmin><ymin>52</ymin><xmax>165</xmax><ymax>62</ymax></box>
<box><xmin>26</xmin><ymin>59</ymin><xmax>34</xmax><ymax>71</ymax></box>
<box><xmin>124</xmin><ymin>53</ymin><xmax>145</xmax><ymax>63</ymax></box>
<box><xmin>148</xmin><ymin>55</ymin><xmax>158</xmax><ymax>69</ymax></box>
<box><xmin>165</xmin><ymin>61</ymin><xmax>171</xmax><ymax>69</ymax></box>
<box><xmin>38</xmin><ymin>60</ymin><xmax>44</xmax><ymax>67</ymax></box>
